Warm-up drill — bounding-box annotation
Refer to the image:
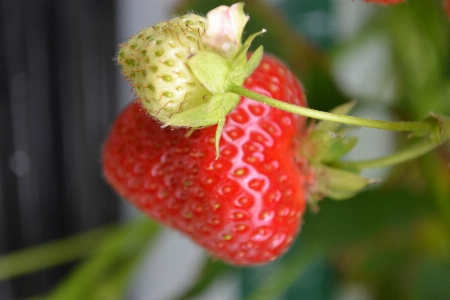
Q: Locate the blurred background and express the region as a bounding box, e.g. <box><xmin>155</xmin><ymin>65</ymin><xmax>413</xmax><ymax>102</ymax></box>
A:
<box><xmin>1</xmin><ymin>0</ymin><xmax>450</xmax><ymax>299</ymax></box>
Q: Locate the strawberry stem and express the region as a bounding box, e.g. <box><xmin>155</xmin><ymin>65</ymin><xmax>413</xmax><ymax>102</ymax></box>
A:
<box><xmin>226</xmin><ymin>83</ymin><xmax>435</xmax><ymax>135</ymax></box>
<box><xmin>339</xmin><ymin>137</ymin><xmax>444</xmax><ymax>169</ymax></box>
<box><xmin>226</xmin><ymin>83</ymin><xmax>450</xmax><ymax>170</ymax></box>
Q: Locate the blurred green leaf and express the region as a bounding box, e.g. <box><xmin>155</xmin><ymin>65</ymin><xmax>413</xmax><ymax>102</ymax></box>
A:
<box><xmin>386</xmin><ymin>0</ymin><xmax>450</xmax><ymax>118</ymax></box>
<box><xmin>301</xmin><ymin>188</ymin><xmax>433</xmax><ymax>250</ymax></box>
<box><xmin>242</xmin><ymin>243</ymin><xmax>324</xmax><ymax>300</ymax></box>
<box><xmin>412</xmin><ymin>259</ymin><xmax>450</xmax><ymax>300</ymax></box>
<box><xmin>280</xmin><ymin>260</ymin><xmax>335</xmax><ymax>300</ymax></box>
<box><xmin>420</xmin><ymin>151</ymin><xmax>450</xmax><ymax>229</ymax></box>
<box><xmin>176</xmin><ymin>259</ymin><xmax>235</xmax><ymax>300</ymax></box>
<box><xmin>46</xmin><ymin>218</ymin><xmax>160</xmax><ymax>300</ymax></box>
<box><xmin>0</xmin><ymin>225</ymin><xmax>116</xmax><ymax>282</ymax></box>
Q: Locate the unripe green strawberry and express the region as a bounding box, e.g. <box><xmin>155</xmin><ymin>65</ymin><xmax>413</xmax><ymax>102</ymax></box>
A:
<box><xmin>117</xmin><ymin>15</ymin><xmax>211</xmax><ymax>125</ymax></box>
<box><xmin>118</xmin><ymin>3</ymin><xmax>265</xmax><ymax>150</ymax></box>
<box><xmin>117</xmin><ymin>3</ymin><xmax>265</xmax><ymax>155</ymax></box>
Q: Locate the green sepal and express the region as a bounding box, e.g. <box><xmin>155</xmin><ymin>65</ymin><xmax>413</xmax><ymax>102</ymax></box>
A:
<box><xmin>322</xmin><ymin>136</ymin><xmax>358</xmax><ymax>164</ymax></box>
<box><xmin>233</xmin><ymin>29</ymin><xmax>266</xmax><ymax>64</ymax></box>
<box><xmin>160</xmin><ymin>102</ymin><xmax>217</xmax><ymax>128</ymax></box>
<box><xmin>162</xmin><ymin>92</ymin><xmax>240</xmax><ymax>128</ymax></box>
<box><xmin>187</xmin><ymin>51</ymin><xmax>231</xmax><ymax>94</ymax></box>
<box><xmin>299</xmin><ymin>130</ymin><xmax>335</xmax><ymax>164</ymax></box>
<box><xmin>228</xmin><ymin>45</ymin><xmax>264</xmax><ymax>86</ymax></box>
<box><xmin>309</xmin><ymin>165</ymin><xmax>378</xmax><ymax>202</ymax></box>
<box><xmin>299</xmin><ymin>129</ymin><xmax>358</xmax><ymax>165</ymax></box>
<box><xmin>245</xmin><ymin>46</ymin><xmax>264</xmax><ymax>77</ymax></box>
<box><xmin>188</xmin><ymin>30</ymin><xmax>265</xmax><ymax>95</ymax></box>
<box><xmin>298</xmin><ymin>101</ymin><xmax>377</xmax><ymax>204</ymax></box>
<box><xmin>215</xmin><ymin>117</ymin><xmax>225</xmax><ymax>158</ymax></box>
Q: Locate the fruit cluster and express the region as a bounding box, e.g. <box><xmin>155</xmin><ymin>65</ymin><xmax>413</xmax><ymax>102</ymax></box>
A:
<box><xmin>103</xmin><ymin>54</ymin><xmax>311</xmax><ymax>265</ymax></box>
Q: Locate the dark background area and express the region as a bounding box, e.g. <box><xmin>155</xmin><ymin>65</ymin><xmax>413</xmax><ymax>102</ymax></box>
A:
<box><xmin>0</xmin><ymin>1</ymin><xmax>120</xmax><ymax>298</ymax></box>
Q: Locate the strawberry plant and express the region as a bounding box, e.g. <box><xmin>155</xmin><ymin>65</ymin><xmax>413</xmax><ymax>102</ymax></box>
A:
<box><xmin>1</xmin><ymin>1</ymin><xmax>450</xmax><ymax>299</ymax></box>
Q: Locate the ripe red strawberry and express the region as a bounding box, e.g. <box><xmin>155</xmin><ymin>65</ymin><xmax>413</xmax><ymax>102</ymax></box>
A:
<box><xmin>102</xmin><ymin>54</ymin><xmax>311</xmax><ymax>265</ymax></box>
<box><xmin>364</xmin><ymin>0</ymin><xmax>406</xmax><ymax>4</ymax></box>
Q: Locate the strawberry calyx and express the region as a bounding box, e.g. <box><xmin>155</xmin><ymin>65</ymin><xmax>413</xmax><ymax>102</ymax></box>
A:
<box><xmin>298</xmin><ymin>102</ymin><xmax>378</xmax><ymax>207</ymax></box>
<box><xmin>302</xmin><ymin>111</ymin><xmax>450</xmax><ymax>207</ymax></box>
<box><xmin>299</xmin><ymin>104</ymin><xmax>450</xmax><ymax>207</ymax></box>
<box><xmin>170</xmin><ymin>31</ymin><xmax>265</xmax><ymax>155</ymax></box>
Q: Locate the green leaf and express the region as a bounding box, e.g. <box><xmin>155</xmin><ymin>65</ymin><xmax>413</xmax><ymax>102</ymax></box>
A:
<box><xmin>187</xmin><ymin>51</ymin><xmax>231</xmax><ymax>93</ymax></box>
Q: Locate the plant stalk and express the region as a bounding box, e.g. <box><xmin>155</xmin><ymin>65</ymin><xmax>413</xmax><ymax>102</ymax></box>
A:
<box><xmin>340</xmin><ymin>137</ymin><xmax>444</xmax><ymax>169</ymax></box>
<box><xmin>226</xmin><ymin>83</ymin><xmax>450</xmax><ymax>170</ymax></box>
<box><xmin>226</xmin><ymin>83</ymin><xmax>434</xmax><ymax>135</ymax></box>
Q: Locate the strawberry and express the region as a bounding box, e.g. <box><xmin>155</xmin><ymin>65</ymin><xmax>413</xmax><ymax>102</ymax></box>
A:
<box><xmin>116</xmin><ymin>3</ymin><xmax>265</xmax><ymax>137</ymax></box>
<box><xmin>117</xmin><ymin>14</ymin><xmax>212</xmax><ymax>126</ymax></box>
<box><xmin>364</xmin><ymin>0</ymin><xmax>406</xmax><ymax>4</ymax></box>
<box><xmin>102</xmin><ymin>54</ymin><xmax>311</xmax><ymax>265</ymax></box>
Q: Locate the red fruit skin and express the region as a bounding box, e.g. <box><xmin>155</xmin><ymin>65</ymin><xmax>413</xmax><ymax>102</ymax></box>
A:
<box><xmin>102</xmin><ymin>54</ymin><xmax>310</xmax><ymax>265</ymax></box>
<box><xmin>364</xmin><ymin>0</ymin><xmax>405</xmax><ymax>4</ymax></box>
